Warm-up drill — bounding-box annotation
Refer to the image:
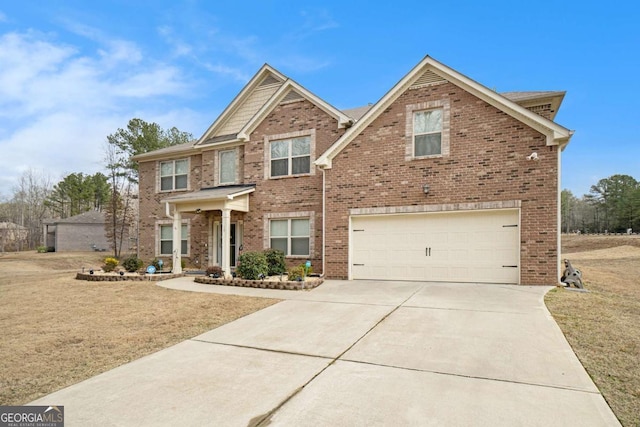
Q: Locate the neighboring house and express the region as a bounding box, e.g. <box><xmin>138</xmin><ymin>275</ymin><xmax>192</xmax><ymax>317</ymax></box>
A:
<box><xmin>0</xmin><ymin>222</ymin><xmax>28</xmax><ymax>251</ymax></box>
<box><xmin>43</xmin><ymin>211</ymin><xmax>111</xmax><ymax>252</ymax></box>
<box><xmin>134</xmin><ymin>56</ymin><xmax>573</xmax><ymax>285</ymax></box>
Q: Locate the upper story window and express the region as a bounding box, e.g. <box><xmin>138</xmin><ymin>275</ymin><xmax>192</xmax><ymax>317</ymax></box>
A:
<box><xmin>160</xmin><ymin>159</ymin><xmax>188</xmax><ymax>191</ymax></box>
<box><xmin>413</xmin><ymin>109</ymin><xmax>442</xmax><ymax>156</ymax></box>
<box><xmin>219</xmin><ymin>149</ymin><xmax>237</xmax><ymax>185</ymax></box>
<box><xmin>405</xmin><ymin>100</ymin><xmax>450</xmax><ymax>160</ymax></box>
<box><xmin>270</xmin><ymin>136</ymin><xmax>310</xmax><ymax>178</ymax></box>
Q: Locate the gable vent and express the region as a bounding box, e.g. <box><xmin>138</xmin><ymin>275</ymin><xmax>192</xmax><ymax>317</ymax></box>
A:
<box><xmin>281</xmin><ymin>90</ymin><xmax>304</xmax><ymax>103</ymax></box>
<box><xmin>411</xmin><ymin>70</ymin><xmax>446</xmax><ymax>88</ymax></box>
<box><xmin>260</xmin><ymin>75</ymin><xmax>281</xmax><ymax>87</ymax></box>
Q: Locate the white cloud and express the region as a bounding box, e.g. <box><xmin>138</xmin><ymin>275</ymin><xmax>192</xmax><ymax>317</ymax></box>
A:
<box><xmin>0</xmin><ymin>29</ymin><xmax>193</xmax><ymax>193</ymax></box>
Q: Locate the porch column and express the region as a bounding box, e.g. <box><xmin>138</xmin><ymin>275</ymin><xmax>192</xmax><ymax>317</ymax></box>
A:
<box><xmin>172</xmin><ymin>209</ymin><xmax>182</xmax><ymax>274</ymax></box>
<box><xmin>221</xmin><ymin>208</ymin><xmax>232</xmax><ymax>279</ymax></box>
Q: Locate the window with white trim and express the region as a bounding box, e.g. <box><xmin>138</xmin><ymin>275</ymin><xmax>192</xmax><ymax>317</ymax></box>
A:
<box><xmin>413</xmin><ymin>109</ymin><xmax>442</xmax><ymax>157</ymax></box>
<box><xmin>270</xmin><ymin>218</ymin><xmax>310</xmax><ymax>256</ymax></box>
<box><xmin>219</xmin><ymin>149</ymin><xmax>236</xmax><ymax>185</ymax></box>
<box><xmin>159</xmin><ymin>224</ymin><xmax>188</xmax><ymax>255</ymax></box>
<box><xmin>160</xmin><ymin>159</ymin><xmax>188</xmax><ymax>191</ymax></box>
<box><xmin>270</xmin><ymin>136</ymin><xmax>310</xmax><ymax>177</ymax></box>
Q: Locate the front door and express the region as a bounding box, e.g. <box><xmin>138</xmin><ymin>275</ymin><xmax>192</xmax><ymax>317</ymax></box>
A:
<box><xmin>216</xmin><ymin>223</ymin><xmax>237</xmax><ymax>267</ymax></box>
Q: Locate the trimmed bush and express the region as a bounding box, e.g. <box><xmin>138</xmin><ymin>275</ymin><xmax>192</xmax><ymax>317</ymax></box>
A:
<box><xmin>103</xmin><ymin>257</ymin><xmax>119</xmax><ymax>272</ymax></box>
<box><xmin>122</xmin><ymin>255</ymin><xmax>143</xmax><ymax>273</ymax></box>
<box><xmin>237</xmin><ymin>251</ymin><xmax>268</xmax><ymax>280</ymax></box>
<box><xmin>287</xmin><ymin>266</ymin><xmax>305</xmax><ymax>281</ymax></box>
<box><xmin>264</xmin><ymin>249</ymin><xmax>286</xmax><ymax>275</ymax></box>
<box><xmin>206</xmin><ymin>266</ymin><xmax>223</xmax><ymax>278</ymax></box>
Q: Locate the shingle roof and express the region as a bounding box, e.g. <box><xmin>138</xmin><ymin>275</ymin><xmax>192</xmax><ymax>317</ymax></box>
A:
<box><xmin>501</xmin><ymin>91</ymin><xmax>565</xmax><ymax>102</ymax></box>
<box><xmin>342</xmin><ymin>105</ymin><xmax>374</xmax><ymax>121</ymax></box>
<box><xmin>45</xmin><ymin>211</ymin><xmax>105</xmax><ymax>225</ymax></box>
<box><xmin>132</xmin><ymin>141</ymin><xmax>197</xmax><ymax>161</ymax></box>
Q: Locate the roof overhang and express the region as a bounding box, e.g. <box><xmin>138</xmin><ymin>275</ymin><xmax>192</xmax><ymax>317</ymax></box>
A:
<box><xmin>162</xmin><ymin>185</ymin><xmax>255</xmax><ymax>214</ymax></box>
<box><xmin>132</xmin><ymin>142</ymin><xmax>199</xmax><ymax>162</ymax></box>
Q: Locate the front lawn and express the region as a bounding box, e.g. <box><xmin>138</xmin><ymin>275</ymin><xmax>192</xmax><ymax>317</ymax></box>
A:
<box><xmin>0</xmin><ymin>251</ymin><xmax>278</xmax><ymax>405</ymax></box>
<box><xmin>546</xmin><ymin>235</ymin><xmax>640</xmax><ymax>427</ymax></box>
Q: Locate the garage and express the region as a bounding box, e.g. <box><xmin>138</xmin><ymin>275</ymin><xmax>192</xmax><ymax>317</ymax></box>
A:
<box><xmin>351</xmin><ymin>209</ymin><xmax>520</xmax><ymax>284</ymax></box>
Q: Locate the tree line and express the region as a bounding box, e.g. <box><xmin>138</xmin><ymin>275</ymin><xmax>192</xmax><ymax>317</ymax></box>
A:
<box><xmin>0</xmin><ymin>119</ymin><xmax>192</xmax><ymax>255</ymax></box>
<box><xmin>562</xmin><ymin>174</ymin><xmax>640</xmax><ymax>234</ymax></box>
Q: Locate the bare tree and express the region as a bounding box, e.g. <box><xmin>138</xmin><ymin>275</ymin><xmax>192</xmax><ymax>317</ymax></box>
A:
<box><xmin>3</xmin><ymin>169</ymin><xmax>53</xmax><ymax>249</ymax></box>
<box><xmin>104</xmin><ymin>142</ymin><xmax>135</xmax><ymax>258</ymax></box>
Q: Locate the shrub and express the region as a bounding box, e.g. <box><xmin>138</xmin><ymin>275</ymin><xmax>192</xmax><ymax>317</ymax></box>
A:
<box><xmin>206</xmin><ymin>266</ymin><xmax>223</xmax><ymax>278</ymax></box>
<box><xmin>264</xmin><ymin>249</ymin><xmax>286</xmax><ymax>275</ymax></box>
<box><xmin>36</xmin><ymin>246</ymin><xmax>47</xmax><ymax>253</ymax></box>
<box><xmin>287</xmin><ymin>266</ymin><xmax>305</xmax><ymax>281</ymax></box>
<box><xmin>103</xmin><ymin>257</ymin><xmax>119</xmax><ymax>272</ymax></box>
<box><xmin>122</xmin><ymin>255</ymin><xmax>143</xmax><ymax>273</ymax></box>
<box><xmin>237</xmin><ymin>251</ymin><xmax>268</xmax><ymax>280</ymax></box>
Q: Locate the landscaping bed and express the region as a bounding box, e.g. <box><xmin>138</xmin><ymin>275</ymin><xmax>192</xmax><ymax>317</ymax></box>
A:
<box><xmin>76</xmin><ymin>271</ymin><xmax>184</xmax><ymax>281</ymax></box>
<box><xmin>194</xmin><ymin>275</ymin><xmax>323</xmax><ymax>290</ymax></box>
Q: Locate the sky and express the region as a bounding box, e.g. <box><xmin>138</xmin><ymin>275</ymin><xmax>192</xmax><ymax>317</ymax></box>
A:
<box><xmin>0</xmin><ymin>1</ymin><xmax>638</xmax><ymax>198</ymax></box>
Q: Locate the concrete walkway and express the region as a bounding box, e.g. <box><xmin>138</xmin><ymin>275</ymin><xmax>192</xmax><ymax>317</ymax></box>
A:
<box><xmin>32</xmin><ymin>279</ymin><xmax>620</xmax><ymax>426</ymax></box>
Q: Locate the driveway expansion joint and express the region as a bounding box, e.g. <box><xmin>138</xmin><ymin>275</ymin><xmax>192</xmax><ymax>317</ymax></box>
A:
<box><xmin>189</xmin><ymin>338</ymin><xmax>334</xmax><ymax>361</ymax></box>
<box><xmin>336</xmin><ymin>358</ymin><xmax>603</xmax><ymax>395</ymax></box>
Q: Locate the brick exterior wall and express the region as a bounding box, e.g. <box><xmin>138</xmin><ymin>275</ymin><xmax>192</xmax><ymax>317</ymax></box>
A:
<box><xmin>138</xmin><ymin>155</ymin><xmax>208</xmax><ymax>267</ymax></box>
<box><xmin>137</xmin><ymin>81</ymin><xmax>561</xmax><ymax>285</ymax></box>
<box><xmin>324</xmin><ymin>82</ymin><xmax>558</xmax><ymax>285</ymax></box>
<box><xmin>138</xmin><ymin>99</ymin><xmax>344</xmax><ymax>273</ymax></box>
<box><xmin>241</xmin><ymin>99</ymin><xmax>345</xmax><ymax>272</ymax></box>
<box><xmin>56</xmin><ymin>223</ymin><xmax>110</xmax><ymax>252</ymax></box>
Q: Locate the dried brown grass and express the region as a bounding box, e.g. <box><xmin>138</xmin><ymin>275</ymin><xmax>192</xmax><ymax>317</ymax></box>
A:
<box><xmin>546</xmin><ymin>235</ymin><xmax>640</xmax><ymax>427</ymax></box>
<box><xmin>0</xmin><ymin>251</ymin><xmax>278</xmax><ymax>405</ymax></box>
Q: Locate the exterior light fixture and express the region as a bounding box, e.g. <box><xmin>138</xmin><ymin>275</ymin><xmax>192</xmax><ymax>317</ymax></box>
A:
<box><xmin>423</xmin><ymin>184</ymin><xmax>430</xmax><ymax>194</ymax></box>
<box><xmin>195</xmin><ymin>208</ymin><xmax>202</xmax><ymax>214</ymax></box>
<box><xmin>526</xmin><ymin>152</ymin><xmax>539</xmax><ymax>161</ymax></box>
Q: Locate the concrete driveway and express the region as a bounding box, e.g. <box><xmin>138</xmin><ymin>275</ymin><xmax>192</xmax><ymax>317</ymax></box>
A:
<box><xmin>31</xmin><ymin>280</ymin><xmax>620</xmax><ymax>426</ymax></box>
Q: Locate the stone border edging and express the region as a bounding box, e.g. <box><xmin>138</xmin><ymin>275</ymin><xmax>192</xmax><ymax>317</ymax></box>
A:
<box><xmin>76</xmin><ymin>272</ymin><xmax>185</xmax><ymax>282</ymax></box>
<box><xmin>194</xmin><ymin>276</ymin><xmax>323</xmax><ymax>290</ymax></box>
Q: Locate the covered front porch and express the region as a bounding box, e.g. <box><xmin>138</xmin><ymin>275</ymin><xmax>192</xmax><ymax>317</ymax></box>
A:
<box><xmin>162</xmin><ymin>185</ymin><xmax>255</xmax><ymax>278</ymax></box>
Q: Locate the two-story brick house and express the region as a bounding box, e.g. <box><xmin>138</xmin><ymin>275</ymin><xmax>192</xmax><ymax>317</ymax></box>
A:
<box><xmin>134</xmin><ymin>56</ymin><xmax>572</xmax><ymax>285</ymax></box>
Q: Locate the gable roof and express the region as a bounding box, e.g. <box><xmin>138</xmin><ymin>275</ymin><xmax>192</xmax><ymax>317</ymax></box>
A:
<box><xmin>316</xmin><ymin>56</ymin><xmax>574</xmax><ymax>169</ymax></box>
<box><xmin>44</xmin><ymin>210</ymin><xmax>105</xmax><ymax>225</ymax></box>
<box><xmin>237</xmin><ymin>78</ymin><xmax>352</xmax><ymax>141</ymax></box>
<box><xmin>196</xmin><ymin>64</ymin><xmax>287</xmax><ymax>146</ymax></box>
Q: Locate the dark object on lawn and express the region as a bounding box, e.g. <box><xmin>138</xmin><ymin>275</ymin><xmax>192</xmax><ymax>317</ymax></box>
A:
<box><xmin>560</xmin><ymin>259</ymin><xmax>584</xmax><ymax>289</ymax></box>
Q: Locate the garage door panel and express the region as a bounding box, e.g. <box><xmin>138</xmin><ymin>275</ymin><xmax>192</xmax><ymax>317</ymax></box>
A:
<box><xmin>351</xmin><ymin>210</ymin><xmax>519</xmax><ymax>284</ymax></box>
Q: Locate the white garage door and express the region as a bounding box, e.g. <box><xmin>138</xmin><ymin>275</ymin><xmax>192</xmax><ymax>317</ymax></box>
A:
<box><xmin>351</xmin><ymin>209</ymin><xmax>519</xmax><ymax>284</ymax></box>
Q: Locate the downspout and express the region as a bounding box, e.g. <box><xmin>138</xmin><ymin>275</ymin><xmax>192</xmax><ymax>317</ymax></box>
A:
<box><xmin>557</xmin><ymin>145</ymin><xmax>562</xmax><ymax>285</ymax></box>
<box><xmin>321</xmin><ymin>167</ymin><xmax>326</xmax><ymax>277</ymax></box>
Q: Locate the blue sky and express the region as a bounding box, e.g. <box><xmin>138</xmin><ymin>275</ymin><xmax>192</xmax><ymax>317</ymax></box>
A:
<box><xmin>0</xmin><ymin>1</ymin><xmax>638</xmax><ymax>198</ymax></box>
